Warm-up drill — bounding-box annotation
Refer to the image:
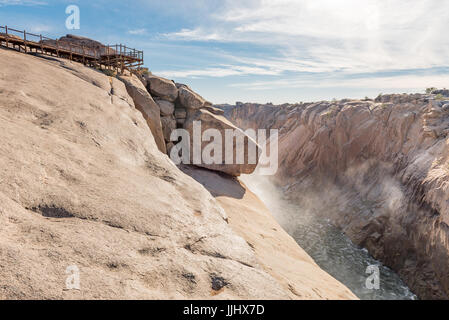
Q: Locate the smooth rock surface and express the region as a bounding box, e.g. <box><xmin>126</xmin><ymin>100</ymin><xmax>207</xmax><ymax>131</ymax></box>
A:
<box><xmin>0</xmin><ymin>49</ymin><xmax>297</xmax><ymax>299</ymax></box>
<box><xmin>184</xmin><ymin>109</ymin><xmax>259</xmax><ymax>176</ymax></box>
<box><xmin>144</xmin><ymin>74</ymin><xmax>178</xmax><ymax>102</ymax></box>
<box><xmin>155</xmin><ymin>99</ymin><xmax>175</xmax><ymax>116</ymax></box>
<box><xmin>178</xmin><ymin>86</ymin><xmax>209</xmax><ymax>110</ymax></box>
<box><xmin>118</xmin><ymin>74</ymin><xmax>167</xmax><ymax>154</ymax></box>
<box><xmin>181</xmin><ymin>166</ymin><xmax>358</xmax><ymax>300</ymax></box>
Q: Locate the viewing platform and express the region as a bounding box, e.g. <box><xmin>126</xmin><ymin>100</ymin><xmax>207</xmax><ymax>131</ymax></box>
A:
<box><xmin>0</xmin><ymin>25</ymin><xmax>144</xmax><ymax>73</ymax></box>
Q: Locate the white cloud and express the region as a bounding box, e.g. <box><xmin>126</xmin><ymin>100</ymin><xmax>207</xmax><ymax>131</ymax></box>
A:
<box><xmin>156</xmin><ymin>64</ymin><xmax>280</xmax><ymax>79</ymax></box>
<box><xmin>230</xmin><ymin>73</ymin><xmax>449</xmax><ymax>91</ymax></box>
<box><xmin>163</xmin><ymin>0</ymin><xmax>449</xmax><ymax>79</ymax></box>
<box><xmin>29</xmin><ymin>24</ymin><xmax>52</xmax><ymax>33</ymax></box>
<box><xmin>128</xmin><ymin>28</ymin><xmax>147</xmax><ymax>35</ymax></box>
<box><xmin>164</xmin><ymin>28</ymin><xmax>225</xmax><ymax>41</ymax></box>
<box><xmin>0</xmin><ymin>0</ymin><xmax>47</xmax><ymax>6</ymax></box>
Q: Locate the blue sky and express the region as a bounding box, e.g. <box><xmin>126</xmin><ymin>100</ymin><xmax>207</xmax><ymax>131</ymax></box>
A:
<box><xmin>1</xmin><ymin>0</ymin><xmax>449</xmax><ymax>104</ymax></box>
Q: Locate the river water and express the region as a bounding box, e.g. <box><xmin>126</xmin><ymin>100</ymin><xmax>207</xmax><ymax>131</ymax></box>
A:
<box><xmin>241</xmin><ymin>174</ymin><xmax>417</xmax><ymax>300</ymax></box>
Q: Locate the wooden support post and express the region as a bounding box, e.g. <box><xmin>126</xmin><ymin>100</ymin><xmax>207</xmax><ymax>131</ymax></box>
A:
<box><xmin>82</xmin><ymin>45</ymin><xmax>86</xmax><ymax>65</ymax></box>
<box><xmin>23</xmin><ymin>30</ymin><xmax>27</xmax><ymax>53</ymax></box>
<box><xmin>107</xmin><ymin>46</ymin><xmax>110</xmax><ymax>70</ymax></box>
<box><xmin>5</xmin><ymin>26</ymin><xmax>8</xmax><ymax>48</ymax></box>
<box><xmin>40</xmin><ymin>34</ymin><xmax>43</xmax><ymax>53</ymax></box>
<box><xmin>119</xmin><ymin>44</ymin><xmax>122</xmax><ymax>73</ymax></box>
<box><xmin>94</xmin><ymin>48</ymin><xmax>98</xmax><ymax>69</ymax></box>
<box><xmin>114</xmin><ymin>44</ymin><xmax>118</xmax><ymax>73</ymax></box>
<box><xmin>122</xmin><ymin>44</ymin><xmax>125</xmax><ymax>74</ymax></box>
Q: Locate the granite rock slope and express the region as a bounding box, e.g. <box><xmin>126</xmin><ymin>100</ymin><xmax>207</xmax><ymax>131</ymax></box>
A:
<box><xmin>0</xmin><ymin>48</ymin><xmax>356</xmax><ymax>300</ymax></box>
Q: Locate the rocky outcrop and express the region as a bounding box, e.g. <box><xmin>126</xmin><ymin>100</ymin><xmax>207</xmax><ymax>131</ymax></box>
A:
<box><xmin>144</xmin><ymin>74</ymin><xmax>178</xmax><ymax>102</ymax></box>
<box><xmin>134</xmin><ymin>74</ymin><xmax>259</xmax><ymax>176</ymax></box>
<box><xmin>155</xmin><ymin>99</ymin><xmax>175</xmax><ymax>116</ymax></box>
<box><xmin>41</xmin><ymin>34</ymin><xmax>112</xmax><ymax>56</ymax></box>
<box><xmin>184</xmin><ymin>109</ymin><xmax>259</xmax><ymax>177</ymax></box>
<box><xmin>0</xmin><ymin>48</ymin><xmax>356</xmax><ymax>300</ymax></box>
<box><xmin>118</xmin><ymin>74</ymin><xmax>166</xmax><ymax>154</ymax></box>
<box><xmin>223</xmin><ymin>93</ymin><xmax>449</xmax><ymax>299</ymax></box>
<box><xmin>178</xmin><ymin>85</ymin><xmax>211</xmax><ymax>110</ymax></box>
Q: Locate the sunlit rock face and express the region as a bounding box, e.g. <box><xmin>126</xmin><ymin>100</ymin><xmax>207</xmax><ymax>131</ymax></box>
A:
<box><xmin>139</xmin><ymin>75</ymin><xmax>260</xmax><ymax>177</ymax></box>
<box><xmin>0</xmin><ymin>48</ymin><xmax>356</xmax><ymax>300</ymax></box>
<box><xmin>222</xmin><ymin>93</ymin><xmax>449</xmax><ymax>300</ymax></box>
<box><xmin>183</xmin><ymin>108</ymin><xmax>260</xmax><ymax>177</ymax></box>
<box><xmin>0</xmin><ymin>49</ymin><xmax>283</xmax><ymax>299</ymax></box>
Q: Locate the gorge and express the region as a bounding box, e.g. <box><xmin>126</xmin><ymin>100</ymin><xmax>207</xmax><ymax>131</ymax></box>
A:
<box><xmin>222</xmin><ymin>93</ymin><xmax>449</xmax><ymax>300</ymax></box>
<box><xmin>1</xmin><ymin>38</ymin><xmax>448</xmax><ymax>300</ymax></box>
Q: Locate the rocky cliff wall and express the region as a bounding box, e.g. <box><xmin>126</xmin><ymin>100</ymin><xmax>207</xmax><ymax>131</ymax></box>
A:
<box><xmin>224</xmin><ymin>94</ymin><xmax>449</xmax><ymax>299</ymax></box>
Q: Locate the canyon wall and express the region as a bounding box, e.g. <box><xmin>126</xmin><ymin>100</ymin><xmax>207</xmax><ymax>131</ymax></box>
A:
<box><xmin>223</xmin><ymin>94</ymin><xmax>449</xmax><ymax>299</ymax></box>
<box><xmin>0</xmin><ymin>47</ymin><xmax>355</xmax><ymax>299</ymax></box>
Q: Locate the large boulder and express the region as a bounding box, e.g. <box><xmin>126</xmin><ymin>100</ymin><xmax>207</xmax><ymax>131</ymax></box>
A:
<box><xmin>144</xmin><ymin>75</ymin><xmax>178</xmax><ymax>102</ymax></box>
<box><xmin>118</xmin><ymin>75</ymin><xmax>167</xmax><ymax>154</ymax></box>
<box><xmin>41</xmin><ymin>34</ymin><xmax>112</xmax><ymax>57</ymax></box>
<box><xmin>178</xmin><ymin>86</ymin><xmax>210</xmax><ymax>110</ymax></box>
<box><xmin>155</xmin><ymin>99</ymin><xmax>175</xmax><ymax>116</ymax></box>
<box><xmin>183</xmin><ymin>109</ymin><xmax>259</xmax><ymax>176</ymax></box>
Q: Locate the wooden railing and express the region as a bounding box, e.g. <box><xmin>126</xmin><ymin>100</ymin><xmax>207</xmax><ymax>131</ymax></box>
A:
<box><xmin>0</xmin><ymin>25</ymin><xmax>144</xmax><ymax>69</ymax></box>
<box><xmin>105</xmin><ymin>44</ymin><xmax>143</xmax><ymax>60</ymax></box>
<box><xmin>0</xmin><ymin>25</ymin><xmax>93</xmax><ymax>57</ymax></box>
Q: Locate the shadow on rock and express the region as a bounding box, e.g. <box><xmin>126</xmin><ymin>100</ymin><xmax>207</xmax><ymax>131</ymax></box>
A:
<box><xmin>179</xmin><ymin>165</ymin><xmax>246</xmax><ymax>199</ymax></box>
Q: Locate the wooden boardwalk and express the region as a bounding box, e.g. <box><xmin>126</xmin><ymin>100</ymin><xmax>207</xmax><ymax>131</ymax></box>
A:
<box><xmin>0</xmin><ymin>25</ymin><xmax>144</xmax><ymax>73</ymax></box>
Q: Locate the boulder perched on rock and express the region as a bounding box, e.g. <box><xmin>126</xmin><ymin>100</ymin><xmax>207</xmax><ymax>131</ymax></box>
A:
<box><xmin>155</xmin><ymin>99</ymin><xmax>175</xmax><ymax>116</ymax></box>
<box><xmin>178</xmin><ymin>86</ymin><xmax>210</xmax><ymax>110</ymax></box>
<box><xmin>144</xmin><ymin>74</ymin><xmax>178</xmax><ymax>102</ymax></box>
<box><xmin>118</xmin><ymin>75</ymin><xmax>166</xmax><ymax>153</ymax></box>
<box><xmin>41</xmin><ymin>34</ymin><xmax>112</xmax><ymax>57</ymax></box>
<box><xmin>183</xmin><ymin>109</ymin><xmax>259</xmax><ymax>176</ymax></box>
